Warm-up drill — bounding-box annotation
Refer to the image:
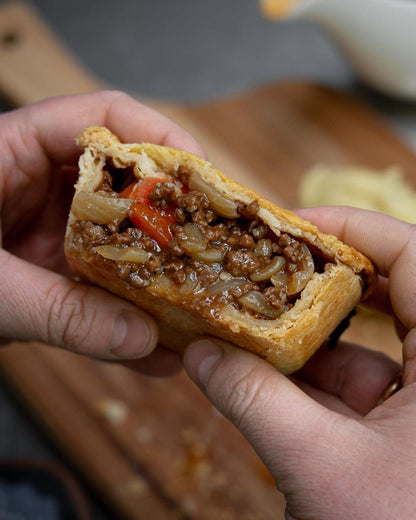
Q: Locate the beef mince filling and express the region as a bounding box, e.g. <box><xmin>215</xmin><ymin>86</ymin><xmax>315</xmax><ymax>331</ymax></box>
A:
<box><xmin>72</xmin><ymin>167</ymin><xmax>325</xmax><ymax>320</ymax></box>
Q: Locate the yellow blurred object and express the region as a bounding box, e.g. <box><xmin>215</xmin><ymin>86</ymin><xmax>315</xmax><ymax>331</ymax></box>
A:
<box><xmin>299</xmin><ymin>165</ymin><xmax>416</xmax><ymax>223</ymax></box>
<box><xmin>259</xmin><ymin>0</ymin><xmax>300</xmax><ymax>19</ymax></box>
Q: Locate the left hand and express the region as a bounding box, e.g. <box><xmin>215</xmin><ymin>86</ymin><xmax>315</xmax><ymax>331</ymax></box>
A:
<box><xmin>0</xmin><ymin>90</ymin><xmax>204</xmax><ymax>376</ymax></box>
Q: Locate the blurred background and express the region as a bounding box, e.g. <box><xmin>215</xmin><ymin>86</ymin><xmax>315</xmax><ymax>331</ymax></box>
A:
<box><xmin>2</xmin><ymin>0</ymin><xmax>355</xmax><ymax>105</ymax></box>
<box><xmin>1</xmin><ymin>0</ymin><xmax>416</xmax><ymax>142</ymax></box>
<box><xmin>0</xmin><ymin>0</ymin><xmax>415</xmax><ymax>519</ymax></box>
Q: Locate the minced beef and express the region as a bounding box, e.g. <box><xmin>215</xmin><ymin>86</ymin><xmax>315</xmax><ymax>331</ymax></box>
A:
<box><xmin>177</xmin><ymin>191</ymin><xmax>209</xmax><ymax>213</ymax></box>
<box><xmin>72</xmin><ymin>222</ymin><xmax>107</xmax><ymax>247</ymax></box>
<box><xmin>148</xmin><ymin>182</ymin><xmax>178</xmax><ymax>208</ymax></box>
<box><xmin>75</xmin><ymin>173</ymin><xmax>318</xmax><ymax>319</ymax></box>
<box><xmin>224</xmin><ymin>250</ymin><xmax>260</xmax><ymax>277</ymax></box>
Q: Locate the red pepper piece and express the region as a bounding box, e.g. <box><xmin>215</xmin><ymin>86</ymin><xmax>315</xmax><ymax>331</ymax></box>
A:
<box><xmin>120</xmin><ymin>177</ymin><xmax>168</xmax><ymax>202</ymax></box>
<box><xmin>129</xmin><ymin>203</ymin><xmax>176</xmax><ymax>249</ymax></box>
<box><xmin>120</xmin><ymin>177</ymin><xmax>177</xmax><ymax>248</ymax></box>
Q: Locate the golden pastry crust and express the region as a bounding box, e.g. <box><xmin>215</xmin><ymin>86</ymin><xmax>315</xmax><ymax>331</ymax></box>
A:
<box><xmin>65</xmin><ymin>126</ymin><xmax>376</xmax><ymax>374</ymax></box>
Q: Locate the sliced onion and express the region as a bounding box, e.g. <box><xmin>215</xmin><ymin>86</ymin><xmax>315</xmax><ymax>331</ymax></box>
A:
<box><xmin>287</xmin><ymin>244</ymin><xmax>315</xmax><ymax>295</ymax></box>
<box><xmin>179</xmin><ymin>223</ymin><xmax>224</xmax><ymax>262</ymax></box>
<box><xmin>238</xmin><ymin>291</ymin><xmax>282</xmax><ymax>319</ymax></box>
<box><xmin>94</xmin><ymin>190</ymin><xmax>113</xmax><ymax>198</ymax></box>
<box><xmin>152</xmin><ymin>274</ymin><xmax>175</xmax><ymax>293</ymax></box>
<box><xmin>179</xmin><ymin>272</ymin><xmax>200</xmax><ymax>295</ymax></box>
<box><xmin>254</xmin><ymin>238</ymin><xmax>273</xmax><ymax>258</ymax></box>
<box><xmin>206</xmin><ymin>277</ymin><xmax>247</xmax><ymax>295</ymax></box>
<box><xmin>193</xmin><ymin>248</ymin><xmax>225</xmax><ymax>263</ymax></box>
<box><xmin>250</xmin><ymin>256</ymin><xmax>285</xmax><ymax>282</ymax></box>
<box><xmin>72</xmin><ymin>191</ymin><xmax>132</xmax><ymax>224</ymax></box>
<box><xmin>96</xmin><ymin>245</ymin><xmax>151</xmax><ymax>263</ymax></box>
<box><xmin>188</xmin><ymin>173</ymin><xmax>239</xmax><ymax>218</ymax></box>
<box><xmin>271</xmin><ymin>271</ymin><xmax>288</xmax><ymax>288</ymax></box>
<box><xmin>180</xmin><ymin>222</ymin><xmax>208</xmax><ymax>254</ymax></box>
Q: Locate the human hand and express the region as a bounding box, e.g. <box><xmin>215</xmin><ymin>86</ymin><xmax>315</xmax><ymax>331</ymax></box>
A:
<box><xmin>0</xmin><ymin>90</ymin><xmax>204</xmax><ymax>375</ymax></box>
<box><xmin>184</xmin><ymin>206</ymin><xmax>415</xmax><ymax>519</ymax></box>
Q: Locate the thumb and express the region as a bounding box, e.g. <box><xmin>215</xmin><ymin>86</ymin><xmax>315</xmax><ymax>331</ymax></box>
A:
<box><xmin>184</xmin><ymin>338</ymin><xmax>336</xmax><ymax>479</ymax></box>
<box><xmin>185</xmin><ymin>339</ymin><xmax>386</xmax><ymax>520</ymax></box>
<box><xmin>0</xmin><ymin>251</ymin><xmax>158</xmax><ymax>359</ymax></box>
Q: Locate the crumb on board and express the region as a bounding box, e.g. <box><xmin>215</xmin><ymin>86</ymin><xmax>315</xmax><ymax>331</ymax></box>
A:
<box><xmin>96</xmin><ymin>398</ymin><xmax>129</xmax><ymax>425</ymax></box>
<box><xmin>115</xmin><ymin>477</ymin><xmax>149</xmax><ymax>497</ymax></box>
<box><xmin>179</xmin><ymin>427</ymin><xmax>228</xmax><ymax>490</ymax></box>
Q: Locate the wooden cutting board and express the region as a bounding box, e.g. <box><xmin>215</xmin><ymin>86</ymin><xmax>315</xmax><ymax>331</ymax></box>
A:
<box><xmin>0</xmin><ymin>2</ymin><xmax>413</xmax><ymax>519</ymax></box>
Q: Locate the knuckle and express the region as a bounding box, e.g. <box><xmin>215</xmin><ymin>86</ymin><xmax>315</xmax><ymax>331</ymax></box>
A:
<box><xmin>221</xmin><ymin>366</ymin><xmax>273</xmax><ymax>430</ymax></box>
<box><xmin>97</xmin><ymin>89</ymin><xmax>130</xmax><ymax>103</ymax></box>
<box><xmin>100</xmin><ymin>89</ymin><xmax>130</xmax><ymax>103</ymax></box>
<box><xmin>46</xmin><ymin>282</ymin><xmax>98</xmax><ymax>353</ymax></box>
<box><xmin>100</xmin><ymin>89</ymin><xmax>138</xmax><ymax>115</ymax></box>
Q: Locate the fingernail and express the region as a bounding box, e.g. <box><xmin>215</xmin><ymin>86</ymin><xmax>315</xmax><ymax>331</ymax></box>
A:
<box><xmin>110</xmin><ymin>311</ymin><xmax>154</xmax><ymax>358</ymax></box>
<box><xmin>187</xmin><ymin>339</ymin><xmax>223</xmax><ymax>386</ymax></box>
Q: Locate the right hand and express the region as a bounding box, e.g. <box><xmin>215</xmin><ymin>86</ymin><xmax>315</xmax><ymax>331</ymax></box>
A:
<box><xmin>184</xmin><ymin>207</ymin><xmax>416</xmax><ymax>519</ymax></box>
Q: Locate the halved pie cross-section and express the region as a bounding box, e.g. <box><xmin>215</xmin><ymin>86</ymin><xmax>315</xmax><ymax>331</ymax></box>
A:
<box><xmin>65</xmin><ymin>127</ymin><xmax>375</xmax><ymax>374</ymax></box>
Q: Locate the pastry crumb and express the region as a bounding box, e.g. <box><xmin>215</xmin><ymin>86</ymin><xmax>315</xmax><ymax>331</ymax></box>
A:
<box><xmin>96</xmin><ymin>398</ymin><xmax>128</xmax><ymax>425</ymax></box>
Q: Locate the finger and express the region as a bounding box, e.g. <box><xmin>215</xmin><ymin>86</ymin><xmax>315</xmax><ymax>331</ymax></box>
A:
<box><xmin>362</xmin><ymin>275</ymin><xmax>394</xmax><ymax>316</ymax></box>
<box><xmin>184</xmin><ymin>338</ymin><xmax>341</xmax><ymax>478</ymax></box>
<box><xmin>296</xmin><ymin>206</ymin><xmax>416</xmax><ymax>332</ymax></box>
<box><xmin>2</xmin><ymin>90</ymin><xmax>205</xmax><ymax>171</ymax></box>
<box><xmin>2</xmin><ymin>164</ymin><xmax>77</xmax><ymax>265</ymax></box>
<box><xmin>296</xmin><ymin>341</ymin><xmax>401</xmax><ymax>414</ymax></box>
<box><xmin>295</xmin><ymin>206</ymin><xmax>411</xmax><ymax>278</ymax></box>
<box><xmin>291</xmin><ymin>378</ymin><xmax>363</xmax><ymax>418</ymax></box>
<box><xmin>297</xmin><ymin>208</ymin><xmax>398</xmax><ymax>319</ymax></box>
<box><xmin>0</xmin><ymin>250</ymin><xmax>158</xmax><ymax>360</ymax></box>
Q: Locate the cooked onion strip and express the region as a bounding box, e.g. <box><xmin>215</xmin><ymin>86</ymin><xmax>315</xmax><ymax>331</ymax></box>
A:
<box><xmin>238</xmin><ymin>291</ymin><xmax>282</xmax><ymax>319</ymax></box>
<box><xmin>287</xmin><ymin>244</ymin><xmax>314</xmax><ymax>295</ymax></box>
<box><xmin>271</xmin><ymin>271</ymin><xmax>288</xmax><ymax>288</ymax></box>
<box><xmin>179</xmin><ymin>223</ymin><xmax>224</xmax><ymax>262</ymax></box>
<box><xmin>206</xmin><ymin>278</ymin><xmax>247</xmax><ymax>295</ymax></box>
<box><xmin>254</xmin><ymin>239</ymin><xmax>273</xmax><ymax>258</ymax></box>
<box><xmin>179</xmin><ymin>272</ymin><xmax>200</xmax><ymax>295</ymax></box>
<box><xmin>250</xmin><ymin>256</ymin><xmax>285</xmax><ymax>282</ymax></box>
<box><xmin>189</xmin><ymin>173</ymin><xmax>239</xmax><ymax>218</ymax></box>
<box><xmin>153</xmin><ymin>274</ymin><xmax>175</xmax><ymax>293</ymax></box>
<box><xmin>180</xmin><ymin>223</ymin><xmax>208</xmax><ymax>254</ymax></box>
<box><xmin>96</xmin><ymin>245</ymin><xmax>151</xmax><ymax>263</ymax></box>
<box><xmin>72</xmin><ymin>191</ymin><xmax>132</xmax><ymax>224</ymax></box>
<box><xmin>193</xmin><ymin>248</ymin><xmax>225</xmax><ymax>263</ymax></box>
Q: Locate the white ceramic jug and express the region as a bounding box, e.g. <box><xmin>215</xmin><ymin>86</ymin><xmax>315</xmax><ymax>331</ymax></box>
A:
<box><xmin>261</xmin><ymin>0</ymin><xmax>416</xmax><ymax>100</ymax></box>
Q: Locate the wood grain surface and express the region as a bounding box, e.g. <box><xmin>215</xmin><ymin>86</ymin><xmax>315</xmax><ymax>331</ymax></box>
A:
<box><xmin>0</xmin><ymin>2</ymin><xmax>413</xmax><ymax>519</ymax></box>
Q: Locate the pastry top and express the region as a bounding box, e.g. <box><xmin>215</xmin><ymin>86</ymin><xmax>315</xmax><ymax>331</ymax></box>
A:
<box><xmin>77</xmin><ymin>126</ymin><xmax>376</xmax><ymax>294</ymax></box>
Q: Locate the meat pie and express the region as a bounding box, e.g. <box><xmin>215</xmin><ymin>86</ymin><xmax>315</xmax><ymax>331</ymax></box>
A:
<box><xmin>65</xmin><ymin>127</ymin><xmax>376</xmax><ymax>374</ymax></box>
